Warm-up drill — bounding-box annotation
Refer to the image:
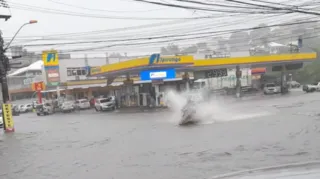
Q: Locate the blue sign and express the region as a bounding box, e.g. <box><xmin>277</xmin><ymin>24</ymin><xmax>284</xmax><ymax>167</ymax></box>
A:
<box><xmin>140</xmin><ymin>68</ymin><xmax>176</xmax><ymax>81</ymax></box>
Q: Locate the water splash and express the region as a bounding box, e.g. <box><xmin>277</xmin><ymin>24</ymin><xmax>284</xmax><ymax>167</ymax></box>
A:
<box><xmin>165</xmin><ymin>89</ymin><xmax>271</xmax><ymax>125</ymax></box>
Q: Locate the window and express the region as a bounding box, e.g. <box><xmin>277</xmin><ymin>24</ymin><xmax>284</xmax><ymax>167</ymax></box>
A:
<box><xmin>67</xmin><ymin>67</ymin><xmax>88</xmax><ymax>77</ymax></box>
<box><xmin>266</xmin><ymin>84</ymin><xmax>275</xmax><ymax>87</ymax></box>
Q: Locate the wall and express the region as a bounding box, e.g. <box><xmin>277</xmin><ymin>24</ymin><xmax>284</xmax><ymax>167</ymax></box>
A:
<box><xmin>58</xmin><ymin>57</ymin><xmax>131</xmax><ymax>83</ymax></box>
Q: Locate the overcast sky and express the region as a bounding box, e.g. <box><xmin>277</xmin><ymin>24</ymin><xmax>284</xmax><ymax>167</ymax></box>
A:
<box><xmin>0</xmin><ymin>0</ymin><xmax>316</xmax><ymax>57</ymax></box>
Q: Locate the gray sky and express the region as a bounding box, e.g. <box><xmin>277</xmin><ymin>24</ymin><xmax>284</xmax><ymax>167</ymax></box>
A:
<box><xmin>0</xmin><ymin>0</ymin><xmax>317</xmax><ymax>57</ymax></box>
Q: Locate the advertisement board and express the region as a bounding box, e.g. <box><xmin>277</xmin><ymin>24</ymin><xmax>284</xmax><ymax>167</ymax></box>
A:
<box><xmin>140</xmin><ymin>68</ymin><xmax>176</xmax><ymax>81</ymax></box>
<box><xmin>42</xmin><ymin>50</ymin><xmax>59</xmax><ymax>67</ymax></box>
<box><xmin>2</xmin><ymin>104</ymin><xmax>14</xmax><ymax>132</ymax></box>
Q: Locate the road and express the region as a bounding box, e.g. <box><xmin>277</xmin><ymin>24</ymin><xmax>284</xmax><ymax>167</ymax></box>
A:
<box><xmin>1</xmin><ymin>91</ymin><xmax>320</xmax><ymax>179</ymax></box>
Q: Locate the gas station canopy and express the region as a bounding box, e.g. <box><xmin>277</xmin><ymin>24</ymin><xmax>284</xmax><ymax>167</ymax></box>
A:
<box><xmin>88</xmin><ymin>53</ymin><xmax>317</xmax><ymax>77</ymax></box>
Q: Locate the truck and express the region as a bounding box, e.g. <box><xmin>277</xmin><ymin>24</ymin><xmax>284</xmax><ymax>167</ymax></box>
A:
<box><xmin>193</xmin><ymin>68</ymin><xmax>252</xmax><ymax>95</ymax></box>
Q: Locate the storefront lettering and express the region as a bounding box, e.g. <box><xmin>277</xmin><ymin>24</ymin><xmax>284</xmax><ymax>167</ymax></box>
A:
<box><xmin>149</xmin><ymin>54</ymin><xmax>181</xmax><ymax>65</ymax></box>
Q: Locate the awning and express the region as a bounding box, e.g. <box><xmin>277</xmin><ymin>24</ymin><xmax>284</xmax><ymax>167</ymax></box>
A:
<box><xmin>66</xmin><ymin>82</ymin><xmax>123</xmax><ymax>89</ymax></box>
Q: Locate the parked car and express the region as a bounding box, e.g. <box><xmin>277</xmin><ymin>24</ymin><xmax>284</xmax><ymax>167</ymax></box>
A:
<box><xmin>94</xmin><ymin>97</ymin><xmax>116</xmax><ymax>111</ymax></box>
<box><xmin>75</xmin><ymin>99</ymin><xmax>90</xmax><ymax>110</ymax></box>
<box><xmin>287</xmin><ymin>81</ymin><xmax>300</xmax><ymax>88</ymax></box>
<box><xmin>36</xmin><ymin>103</ymin><xmax>54</xmax><ymax>116</ymax></box>
<box><xmin>60</xmin><ymin>101</ymin><xmax>75</xmax><ymax>113</ymax></box>
<box><xmin>263</xmin><ymin>83</ymin><xmax>281</xmax><ymax>95</ymax></box>
<box><xmin>20</xmin><ymin>104</ymin><xmax>33</xmax><ymax>113</ymax></box>
<box><xmin>303</xmin><ymin>82</ymin><xmax>320</xmax><ymax>93</ymax></box>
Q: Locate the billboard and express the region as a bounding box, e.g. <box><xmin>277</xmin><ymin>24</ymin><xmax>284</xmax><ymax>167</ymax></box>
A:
<box><xmin>42</xmin><ymin>50</ymin><xmax>59</xmax><ymax>67</ymax></box>
<box><xmin>140</xmin><ymin>68</ymin><xmax>176</xmax><ymax>81</ymax></box>
<box><xmin>42</xmin><ymin>50</ymin><xmax>60</xmax><ymax>87</ymax></box>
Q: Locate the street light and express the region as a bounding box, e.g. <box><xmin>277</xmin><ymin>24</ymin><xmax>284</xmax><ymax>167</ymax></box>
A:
<box><xmin>4</xmin><ymin>20</ymin><xmax>38</xmax><ymax>51</ymax></box>
<box><xmin>1</xmin><ymin>20</ymin><xmax>38</xmax><ymax>104</ymax></box>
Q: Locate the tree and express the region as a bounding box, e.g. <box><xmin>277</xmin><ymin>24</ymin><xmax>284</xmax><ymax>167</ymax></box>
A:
<box><xmin>228</xmin><ymin>31</ymin><xmax>250</xmax><ymax>51</ymax></box>
<box><xmin>109</xmin><ymin>52</ymin><xmax>123</xmax><ymax>58</ymax></box>
<box><xmin>249</xmin><ymin>23</ymin><xmax>271</xmax><ymax>46</ymax></box>
<box><xmin>160</xmin><ymin>44</ymin><xmax>180</xmax><ymax>55</ymax></box>
<box><xmin>160</xmin><ymin>47</ymin><xmax>170</xmax><ymax>55</ymax></box>
<box><xmin>196</xmin><ymin>42</ymin><xmax>207</xmax><ymax>49</ymax></box>
<box><xmin>181</xmin><ymin>45</ymin><xmax>198</xmax><ymax>54</ymax></box>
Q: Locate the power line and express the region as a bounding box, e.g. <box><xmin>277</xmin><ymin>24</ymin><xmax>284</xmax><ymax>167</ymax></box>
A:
<box><xmin>7</xmin><ymin>1</ymin><xmax>212</xmax><ymax>20</ymax></box>
<box><xmin>47</xmin><ymin>0</ymin><xmax>167</xmax><ymax>13</ymax></box>
<box><xmin>21</xmin><ymin>19</ymin><xmax>320</xmax><ymax>47</ymax></box>
<box><xmin>131</xmin><ymin>0</ymin><xmax>289</xmax><ymax>14</ymax></box>
<box><xmin>224</xmin><ymin>0</ymin><xmax>320</xmax><ymax>16</ymax></box>
<box><xmin>172</xmin><ymin>0</ymin><xmax>270</xmax><ymax>10</ymax></box>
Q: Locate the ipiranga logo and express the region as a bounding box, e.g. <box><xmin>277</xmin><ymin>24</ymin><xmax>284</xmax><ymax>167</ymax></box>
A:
<box><xmin>149</xmin><ymin>54</ymin><xmax>181</xmax><ymax>65</ymax></box>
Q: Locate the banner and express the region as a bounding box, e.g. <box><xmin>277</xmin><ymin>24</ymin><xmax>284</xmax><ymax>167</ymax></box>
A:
<box><xmin>2</xmin><ymin>104</ymin><xmax>14</xmax><ymax>132</ymax></box>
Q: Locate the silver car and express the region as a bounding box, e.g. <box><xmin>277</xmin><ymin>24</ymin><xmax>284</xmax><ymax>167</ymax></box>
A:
<box><xmin>94</xmin><ymin>97</ymin><xmax>116</xmax><ymax>112</ymax></box>
<box><xmin>263</xmin><ymin>83</ymin><xmax>281</xmax><ymax>95</ymax></box>
<box><xmin>60</xmin><ymin>101</ymin><xmax>75</xmax><ymax>113</ymax></box>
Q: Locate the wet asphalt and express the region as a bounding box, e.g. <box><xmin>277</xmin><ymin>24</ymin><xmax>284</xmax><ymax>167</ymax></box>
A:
<box><xmin>1</xmin><ymin>90</ymin><xmax>320</xmax><ymax>179</ymax></box>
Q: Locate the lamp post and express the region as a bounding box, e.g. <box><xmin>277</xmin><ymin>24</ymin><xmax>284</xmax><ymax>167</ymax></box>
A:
<box><xmin>4</xmin><ymin>20</ymin><xmax>38</xmax><ymax>51</ymax></box>
<box><xmin>1</xmin><ymin>20</ymin><xmax>38</xmax><ymax>103</ymax></box>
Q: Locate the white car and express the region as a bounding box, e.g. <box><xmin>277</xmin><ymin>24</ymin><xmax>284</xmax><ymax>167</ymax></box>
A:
<box><xmin>263</xmin><ymin>83</ymin><xmax>281</xmax><ymax>95</ymax></box>
<box><xmin>20</xmin><ymin>104</ymin><xmax>33</xmax><ymax>113</ymax></box>
<box><xmin>75</xmin><ymin>99</ymin><xmax>90</xmax><ymax>110</ymax></box>
<box><xmin>60</xmin><ymin>101</ymin><xmax>75</xmax><ymax>113</ymax></box>
<box><xmin>95</xmin><ymin>97</ymin><xmax>116</xmax><ymax>111</ymax></box>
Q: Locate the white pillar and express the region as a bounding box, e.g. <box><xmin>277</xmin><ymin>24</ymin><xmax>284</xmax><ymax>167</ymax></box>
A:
<box><xmin>154</xmin><ymin>84</ymin><xmax>160</xmax><ymax>106</ymax></box>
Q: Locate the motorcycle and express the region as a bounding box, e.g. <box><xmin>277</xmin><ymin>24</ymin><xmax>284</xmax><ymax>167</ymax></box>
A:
<box><xmin>179</xmin><ymin>101</ymin><xmax>197</xmax><ymax>126</ymax></box>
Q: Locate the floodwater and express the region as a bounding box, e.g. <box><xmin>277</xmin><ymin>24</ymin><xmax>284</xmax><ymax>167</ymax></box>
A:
<box><xmin>1</xmin><ymin>91</ymin><xmax>320</xmax><ymax>179</ymax></box>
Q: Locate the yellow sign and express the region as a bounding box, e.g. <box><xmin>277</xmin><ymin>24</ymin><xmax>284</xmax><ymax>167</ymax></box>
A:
<box><xmin>2</xmin><ymin>104</ymin><xmax>14</xmax><ymax>132</ymax></box>
<box><xmin>31</xmin><ymin>81</ymin><xmax>46</xmax><ymax>91</ymax></box>
<box><xmin>42</xmin><ymin>50</ymin><xmax>59</xmax><ymax>67</ymax></box>
<box><xmin>90</xmin><ymin>66</ymin><xmax>101</xmax><ymax>75</ymax></box>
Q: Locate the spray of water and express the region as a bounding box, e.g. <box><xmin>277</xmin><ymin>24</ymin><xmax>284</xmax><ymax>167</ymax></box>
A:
<box><xmin>165</xmin><ymin>89</ymin><xmax>272</xmax><ymax>125</ymax></box>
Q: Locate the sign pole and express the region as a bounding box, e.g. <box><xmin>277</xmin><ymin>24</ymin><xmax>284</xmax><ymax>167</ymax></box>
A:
<box><xmin>37</xmin><ymin>90</ymin><xmax>42</xmax><ymax>104</ymax></box>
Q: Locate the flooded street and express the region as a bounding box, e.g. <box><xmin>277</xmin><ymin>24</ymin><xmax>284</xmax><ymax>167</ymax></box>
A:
<box><xmin>1</xmin><ymin>92</ymin><xmax>320</xmax><ymax>179</ymax></box>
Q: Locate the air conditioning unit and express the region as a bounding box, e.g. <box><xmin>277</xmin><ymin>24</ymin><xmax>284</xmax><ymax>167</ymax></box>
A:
<box><xmin>75</xmin><ymin>76</ymin><xmax>80</xmax><ymax>81</ymax></box>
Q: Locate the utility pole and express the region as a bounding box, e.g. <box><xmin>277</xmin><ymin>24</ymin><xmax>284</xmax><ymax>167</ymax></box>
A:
<box><xmin>0</xmin><ymin>31</ymin><xmax>10</xmax><ymax>103</ymax></box>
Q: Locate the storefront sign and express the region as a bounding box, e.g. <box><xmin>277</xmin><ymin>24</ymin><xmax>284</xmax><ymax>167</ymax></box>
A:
<box><xmin>150</xmin><ymin>71</ymin><xmax>167</xmax><ymax>79</ymax></box>
<box><xmin>32</xmin><ymin>81</ymin><xmax>45</xmax><ymax>91</ymax></box>
<box><xmin>2</xmin><ymin>104</ymin><xmax>14</xmax><ymax>132</ymax></box>
<box><xmin>148</xmin><ymin>54</ymin><xmax>193</xmax><ymax>65</ymax></box>
<box><xmin>23</xmin><ymin>78</ymin><xmax>35</xmax><ymax>85</ymax></box>
<box><xmin>42</xmin><ymin>50</ymin><xmax>59</xmax><ymax>67</ymax></box>
<box><xmin>46</xmin><ymin>67</ymin><xmax>60</xmax><ymax>86</ymax></box>
<box><xmin>204</xmin><ymin>68</ymin><xmax>228</xmax><ymax>78</ymax></box>
<box><xmin>140</xmin><ymin>68</ymin><xmax>176</xmax><ymax>81</ymax></box>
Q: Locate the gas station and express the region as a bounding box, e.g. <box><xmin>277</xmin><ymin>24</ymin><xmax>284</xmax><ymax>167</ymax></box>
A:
<box><xmin>88</xmin><ymin>52</ymin><xmax>317</xmax><ymax>106</ymax></box>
